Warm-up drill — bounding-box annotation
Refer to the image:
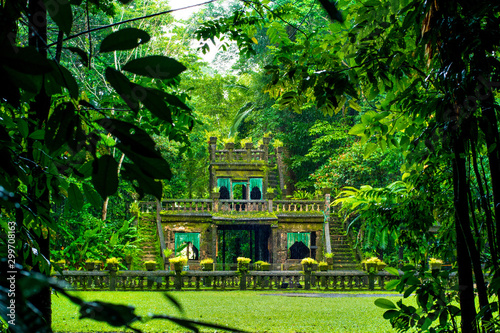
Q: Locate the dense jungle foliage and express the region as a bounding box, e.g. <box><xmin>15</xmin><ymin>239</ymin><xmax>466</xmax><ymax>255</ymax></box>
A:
<box><xmin>1</xmin><ymin>0</ymin><xmax>500</xmax><ymax>332</ymax></box>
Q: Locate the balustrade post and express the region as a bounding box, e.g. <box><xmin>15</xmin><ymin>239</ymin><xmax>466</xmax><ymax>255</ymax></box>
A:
<box><xmin>109</xmin><ymin>271</ymin><xmax>116</xmax><ymax>291</ymax></box>
<box><xmin>304</xmin><ymin>271</ymin><xmax>311</xmax><ymax>290</ymax></box>
<box><xmin>368</xmin><ymin>273</ymin><xmax>375</xmax><ymax>291</ymax></box>
<box><xmin>175</xmin><ymin>271</ymin><xmax>182</xmax><ymax>291</ymax></box>
<box><xmin>240</xmin><ymin>271</ymin><xmax>247</xmax><ymax>290</ymax></box>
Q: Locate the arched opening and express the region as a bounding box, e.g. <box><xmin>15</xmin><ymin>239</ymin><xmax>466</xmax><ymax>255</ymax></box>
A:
<box><xmin>180</xmin><ymin>242</ymin><xmax>199</xmax><ymax>260</ymax></box>
<box><xmin>250</xmin><ymin>186</ymin><xmax>262</xmax><ymax>200</ymax></box>
<box><xmin>289</xmin><ymin>241</ymin><xmax>310</xmax><ymax>259</ymax></box>
<box><xmin>219</xmin><ymin>186</ymin><xmax>230</xmax><ymax>199</ymax></box>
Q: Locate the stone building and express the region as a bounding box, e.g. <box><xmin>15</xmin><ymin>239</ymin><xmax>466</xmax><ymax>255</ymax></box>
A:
<box><xmin>140</xmin><ymin>137</ymin><xmax>346</xmax><ymax>270</ymax></box>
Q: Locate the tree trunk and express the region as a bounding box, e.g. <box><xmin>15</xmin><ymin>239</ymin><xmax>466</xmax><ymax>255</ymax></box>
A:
<box><xmin>452</xmin><ymin>133</ymin><xmax>477</xmax><ymax>333</ymax></box>
<box><xmin>101</xmin><ymin>153</ymin><xmax>125</xmax><ymax>220</ymax></box>
<box><xmin>28</xmin><ymin>0</ymin><xmax>52</xmax><ymax>326</ymax></box>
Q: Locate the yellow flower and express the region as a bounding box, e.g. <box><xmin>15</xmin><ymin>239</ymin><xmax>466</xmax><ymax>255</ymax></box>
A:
<box><xmin>301</xmin><ymin>257</ymin><xmax>318</xmax><ymax>265</ymax></box>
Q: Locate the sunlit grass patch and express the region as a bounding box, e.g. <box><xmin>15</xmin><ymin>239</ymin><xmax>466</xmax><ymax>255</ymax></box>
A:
<box><xmin>52</xmin><ymin>291</ymin><xmax>406</xmax><ymax>332</ymax></box>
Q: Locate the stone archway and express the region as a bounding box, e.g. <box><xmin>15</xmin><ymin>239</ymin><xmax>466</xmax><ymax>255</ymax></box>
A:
<box><xmin>289</xmin><ymin>241</ymin><xmax>310</xmax><ymax>259</ymax></box>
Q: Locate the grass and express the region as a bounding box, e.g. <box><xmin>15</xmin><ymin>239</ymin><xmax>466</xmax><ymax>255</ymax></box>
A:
<box><xmin>52</xmin><ymin>290</ymin><xmax>407</xmax><ymax>332</ymax></box>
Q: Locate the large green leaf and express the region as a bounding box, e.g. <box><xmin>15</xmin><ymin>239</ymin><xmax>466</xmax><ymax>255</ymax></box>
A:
<box><xmin>105</xmin><ymin>67</ymin><xmax>138</xmax><ymax>112</ymax></box>
<box><xmin>130</xmin><ymin>84</ymin><xmax>172</xmax><ymax>123</ymax></box>
<box><xmin>92</xmin><ymin>155</ymin><xmax>119</xmax><ymax>199</ymax></box>
<box><xmin>3</xmin><ymin>47</ymin><xmax>54</xmax><ymax>75</ymax></box>
<box><xmin>65</xmin><ymin>47</ymin><xmax>89</xmax><ymax>67</ymax></box>
<box><xmin>374</xmin><ymin>298</ymin><xmax>397</xmax><ymax>309</ymax></box>
<box><xmin>96</xmin><ymin>119</ymin><xmax>157</xmax><ymax>157</ymax></box>
<box><xmin>82</xmin><ymin>183</ymin><xmax>102</xmax><ymax>210</ymax></box>
<box><xmin>100</xmin><ymin>28</ymin><xmax>150</xmax><ymax>53</ymax></box>
<box><xmin>122</xmin><ymin>56</ymin><xmax>186</xmax><ymax>79</ymax></box>
<box><xmin>119</xmin><ymin>144</ymin><xmax>171</xmax><ymax>180</ymax></box>
<box><xmin>68</xmin><ymin>183</ymin><xmax>84</xmax><ymax>211</ymax></box>
<box><xmin>122</xmin><ymin>163</ymin><xmax>163</xmax><ymax>199</ymax></box>
<box><xmin>49</xmin><ymin>62</ymin><xmax>79</xmax><ymax>98</ymax></box>
<box><xmin>43</xmin><ymin>0</ymin><xmax>73</xmax><ymax>36</ymax></box>
<box><xmin>45</xmin><ymin>102</ymin><xmax>76</xmax><ymax>153</ymax></box>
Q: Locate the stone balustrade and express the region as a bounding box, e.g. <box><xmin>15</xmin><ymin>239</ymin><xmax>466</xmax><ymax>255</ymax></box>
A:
<box><xmin>53</xmin><ymin>270</ymin><xmax>402</xmax><ymax>292</ymax></box>
<box><xmin>139</xmin><ymin>200</ymin><xmax>325</xmax><ymax>214</ymax></box>
<box><xmin>273</xmin><ymin>200</ymin><xmax>324</xmax><ymax>213</ymax></box>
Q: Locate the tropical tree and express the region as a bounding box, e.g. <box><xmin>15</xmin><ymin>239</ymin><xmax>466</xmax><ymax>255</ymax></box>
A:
<box><xmin>196</xmin><ymin>0</ymin><xmax>500</xmax><ymax>331</ymax></box>
<box><xmin>0</xmin><ymin>0</ymin><xmax>195</xmax><ymax>328</ymax></box>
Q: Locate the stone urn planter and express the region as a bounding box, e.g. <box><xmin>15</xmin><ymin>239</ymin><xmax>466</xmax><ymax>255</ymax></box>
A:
<box><xmin>321</xmin><ymin>187</ymin><xmax>332</xmax><ymax>195</ymax></box>
<box><xmin>94</xmin><ymin>261</ymin><xmax>102</xmax><ymax>271</ymax></box>
<box><xmin>145</xmin><ymin>262</ymin><xmax>157</xmax><ymax>271</ymax></box>
<box><xmin>366</xmin><ymin>263</ymin><xmax>378</xmax><ymax>273</ymax></box>
<box><xmin>430</xmin><ymin>263</ymin><xmax>442</xmax><ymax>271</ymax></box>
<box><xmin>202</xmin><ymin>263</ymin><xmax>214</xmax><ymax>271</ymax></box>
<box><xmin>85</xmin><ymin>262</ymin><xmax>95</xmax><ymax>271</ymax></box>
<box><xmin>238</xmin><ymin>262</ymin><xmax>249</xmax><ymax>272</ymax></box>
<box><xmin>106</xmin><ymin>263</ymin><xmax>118</xmax><ymax>272</ymax></box>
<box><xmin>225</xmin><ymin>142</ymin><xmax>235</xmax><ymax>150</ymax></box>
<box><xmin>261</xmin><ymin>263</ymin><xmax>271</xmax><ymax>271</ymax></box>
<box><xmin>210</xmin><ymin>192</ymin><xmax>220</xmax><ymax>200</ymax></box>
<box><xmin>302</xmin><ymin>264</ymin><xmax>316</xmax><ymax>273</ymax></box>
<box><xmin>377</xmin><ymin>262</ymin><xmax>387</xmax><ymax>271</ymax></box>
<box><xmin>319</xmin><ymin>263</ymin><xmax>328</xmax><ymax>272</ymax></box>
<box><xmin>237</xmin><ymin>257</ymin><xmax>251</xmax><ymax>272</ymax></box>
<box><xmin>245</xmin><ymin>142</ymin><xmax>253</xmax><ymax>149</ymax></box>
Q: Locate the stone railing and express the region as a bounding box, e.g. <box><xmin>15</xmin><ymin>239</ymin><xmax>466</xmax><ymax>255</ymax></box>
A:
<box><xmin>139</xmin><ymin>200</ymin><xmax>325</xmax><ymax>214</ymax></box>
<box><xmin>161</xmin><ymin>199</ymin><xmax>213</xmax><ymax>213</ymax></box>
<box><xmin>53</xmin><ymin>270</ymin><xmax>400</xmax><ymax>292</ymax></box>
<box><xmin>214</xmin><ymin>149</ymin><xmax>267</xmax><ymax>162</ymax></box>
<box><xmin>216</xmin><ymin>199</ymin><xmax>270</xmax><ymax>213</ymax></box>
<box><xmin>273</xmin><ymin>200</ymin><xmax>324</xmax><ymax>213</ymax></box>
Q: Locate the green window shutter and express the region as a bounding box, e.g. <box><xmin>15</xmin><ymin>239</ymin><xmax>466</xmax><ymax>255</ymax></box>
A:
<box><xmin>175</xmin><ymin>233</ymin><xmax>201</xmax><ymax>255</ymax></box>
<box><xmin>249</xmin><ymin>178</ymin><xmax>262</xmax><ymax>193</ymax></box>
<box><xmin>217</xmin><ymin>178</ymin><xmax>231</xmax><ymax>190</ymax></box>
<box><xmin>287</xmin><ymin>233</ymin><xmax>311</xmax><ymax>249</ymax></box>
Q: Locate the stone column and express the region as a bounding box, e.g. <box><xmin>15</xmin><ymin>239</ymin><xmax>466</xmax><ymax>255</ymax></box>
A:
<box><xmin>245</xmin><ymin>142</ymin><xmax>253</xmax><ymax>162</ymax></box>
<box><xmin>324</xmin><ymin>194</ymin><xmax>332</xmax><ymax>254</ymax></box>
<box><xmin>270</xmin><ymin>225</ymin><xmax>278</xmax><ymax>264</ymax></box>
<box><xmin>209</xmin><ymin>136</ymin><xmax>217</xmax><ymax>162</ymax></box>
<box><xmin>263</xmin><ymin>137</ymin><xmax>271</xmax><ymax>162</ymax></box>
<box><xmin>211</xmin><ymin>224</ymin><xmax>218</xmax><ymax>263</ymax></box>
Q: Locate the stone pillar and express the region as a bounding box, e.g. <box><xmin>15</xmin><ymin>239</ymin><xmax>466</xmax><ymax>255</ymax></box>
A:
<box><xmin>225</xmin><ymin>142</ymin><xmax>234</xmax><ymax>161</ymax></box>
<box><xmin>263</xmin><ymin>137</ymin><xmax>271</xmax><ymax>162</ymax></box>
<box><xmin>211</xmin><ymin>224</ymin><xmax>218</xmax><ymax>262</ymax></box>
<box><xmin>245</xmin><ymin>142</ymin><xmax>253</xmax><ymax>162</ymax></box>
<box><xmin>270</xmin><ymin>225</ymin><xmax>278</xmax><ymax>264</ymax></box>
<box><xmin>209</xmin><ymin>137</ymin><xmax>217</xmax><ymax>162</ymax></box>
<box><xmin>324</xmin><ymin>194</ymin><xmax>332</xmax><ymax>254</ymax></box>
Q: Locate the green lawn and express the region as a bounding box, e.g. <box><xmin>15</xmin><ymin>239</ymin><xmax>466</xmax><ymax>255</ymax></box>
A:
<box><xmin>52</xmin><ymin>291</ymin><xmax>406</xmax><ymax>332</ymax></box>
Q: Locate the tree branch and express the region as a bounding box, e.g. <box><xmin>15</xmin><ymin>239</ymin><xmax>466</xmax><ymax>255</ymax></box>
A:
<box><xmin>47</xmin><ymin>0</ymin><xmax>218</xmax><ymax>48</ymax></box>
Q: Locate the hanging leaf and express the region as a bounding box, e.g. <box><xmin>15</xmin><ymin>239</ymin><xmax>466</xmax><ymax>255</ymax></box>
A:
<box><xmin>122</xmin><ymin>56</ymin><xmax>187</xmax><ymax>80</ymax></box>
<box><xmin>130</xmin><ymin>84</ymin><xmax>172</xmax><ymax>123</ymax></box>
<box><xmin>100</xmin><ymin>28</ymin><xmax>151</xmax><ymax>53</ymax></box>
<box><xmin>96</xmin><ymin>118</ymin><xmax>157</xmax><ymax>157</ymax></box>
<box><xmin>122</xmin><ymin>163</ymin><xmax>163</xmax><ymax>199</ymax></box>
<box><xmin>43</xmin><ymin>0</ymin><xmax>73</xmax><ymax>36</ymax></box>
<box><xmin>68</xmin><ymin>183</ymin><xmax>84</xmax><ymax>211</ymax></box>
<box><xmin>92</xmin><ymin>155</ymin><xmax>119</xmax><ymax>199</ymax></box>
<box><xmin>65</xmin><ymin>47</ymin><xmax>89</xmax><ymax>67</ymax></box>
<box><xmin>105</xmin><ymin>67</ymin><xmax>138</xmax><ymax>112</ymax></box>
<box><xmin>82</xmin><ymin>183</ymin><xmax>102</xmax><ymax>210</ymax></box>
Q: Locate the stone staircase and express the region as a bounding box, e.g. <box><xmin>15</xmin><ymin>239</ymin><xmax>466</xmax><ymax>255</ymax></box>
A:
<box><xmin>138</xmin><ymin>216</ymin><xmax>158</xmax><ymax>266</ymax></box>
<box><xmin>329</xmin><ymin>219</ymin><xmax>360</xmax><ymax>270</ymax></box>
